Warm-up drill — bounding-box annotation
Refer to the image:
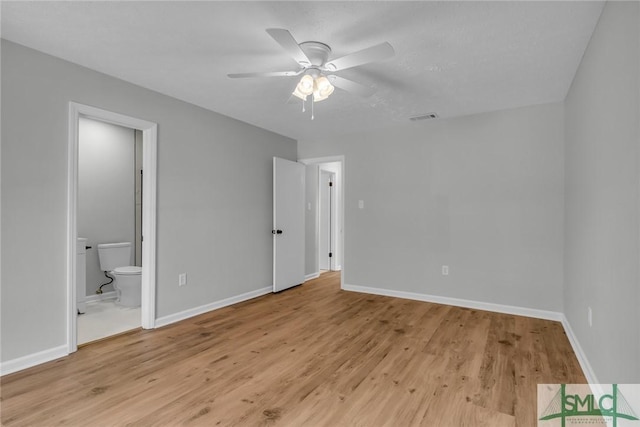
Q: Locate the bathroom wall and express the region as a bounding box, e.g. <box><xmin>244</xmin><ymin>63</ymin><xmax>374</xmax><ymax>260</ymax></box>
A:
<box><xmin>134</xmin><ymin>129</ymin><xmax>143</xmax><ymax>266</ymax></box>
<box><xmin>78</xmin><ymin>117</ymin><xmax>136</xmax><ymax>297</ymax></box>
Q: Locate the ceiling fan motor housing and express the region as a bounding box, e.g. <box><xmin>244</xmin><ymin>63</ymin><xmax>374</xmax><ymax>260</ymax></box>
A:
<box><xmin>299</xmin><ymin>41</ymin><xmax>332</xmax><ymax>67</ymax></box>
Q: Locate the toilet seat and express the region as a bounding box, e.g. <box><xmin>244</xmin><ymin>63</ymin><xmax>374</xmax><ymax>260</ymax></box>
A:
<box><xmin>113</xmin><ymin>266</ymin><xmax>142</xmax><ymax>275</ymax></box>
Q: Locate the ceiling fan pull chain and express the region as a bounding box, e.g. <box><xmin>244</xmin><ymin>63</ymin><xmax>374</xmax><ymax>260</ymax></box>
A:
<box><xmin>302</xmin><ymin>98</ymin><xmax>305</xmax><ymax>113</ymax></box>
<box><xmin>311</xmin><ymin>96</ymin><xmax>315</xmax><ymax>120</ymax></box>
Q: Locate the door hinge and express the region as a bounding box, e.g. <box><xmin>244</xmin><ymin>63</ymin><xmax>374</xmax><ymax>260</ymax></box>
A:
<box><xmin>329</xmin><ymin>252</ymin><xmax>333</xmax><ymax>258</ymax></box>
<box><xmin>329</xmin><ymin>182</ymin><xmax>333</xmax><ymax>187</ymax></box>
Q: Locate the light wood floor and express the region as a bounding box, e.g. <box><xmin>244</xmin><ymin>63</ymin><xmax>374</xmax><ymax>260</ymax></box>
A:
<box><xmin>1</xmin><ymin>272</ymin><xmax>585</xmax><ymax>426</ymax></box>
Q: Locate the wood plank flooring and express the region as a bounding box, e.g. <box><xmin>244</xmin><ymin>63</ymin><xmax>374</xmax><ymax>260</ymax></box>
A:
<box><xmin>1</xmin><ymin>272</ymin><xmax>585</xmax><ymax>426</ymax></box>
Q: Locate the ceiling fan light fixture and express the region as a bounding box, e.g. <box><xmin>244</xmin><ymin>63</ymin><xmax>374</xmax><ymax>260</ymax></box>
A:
<box><xmin>296</xmin><ymin>74</ymin><xmax>314</xmax><ymax>96</ymax></box>
<box><xmin>313</xmin><ymin>91</ymin><xmax>330</xmax><ymax>102</ymax></box>
<box><xmin>292</xmin><ymin>86</ymin><xmax>308</xmax><ymax>101</ymax></box>
<box><xmin>229</xmin><ymin>28</ymin><xmax>394</xmax><ymax>115</ymax></box>
<box><xmin>315</xmin><ymin>75</ymin><xmax>334</xmax><ymax>99</ymax></box>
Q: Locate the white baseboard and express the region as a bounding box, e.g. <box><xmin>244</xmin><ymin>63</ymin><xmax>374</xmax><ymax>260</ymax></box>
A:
<box><xmin>84</xmin><ymin>291</ymin><xmax>117</xmax><ymax>304</ymax></box>
<box><xmin>342</xmin><ymin>283</ymin><xmax>564</xmax><ymax>321</ymax></box>
<box><xmin>561</xmin><ymin>315</ymin><xmax>599</xmax><ymax>385</ymax></box>
<box><xmin>155</xmin><ymin>286</ymin><xmax>272</xmax><ymax>328</ymax></box>
<box><xmin>305</xmin><ymin>272</ymin><xmax>320</xmax><ymax>281</ymax></box>
<box><xmin>1</xmin><ymin>345</ymin><xmax>68</xmax><ymax>376</ymax></box>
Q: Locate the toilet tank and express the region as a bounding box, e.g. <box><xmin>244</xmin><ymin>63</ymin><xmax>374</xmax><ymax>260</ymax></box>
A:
<box><xmin>97</xmin><ymin>242</ymin><xmax>132</xmax><ymax>271</ymax></box>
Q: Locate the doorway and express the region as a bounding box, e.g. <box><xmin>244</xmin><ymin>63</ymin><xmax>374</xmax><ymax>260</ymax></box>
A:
<box><xmin>319</xmin><ymin>169</ymin><xmax>336</xmax><ymax>272</ymax></box>
<box><xmin>299</xmin><ymin>156</ymin><xmax>344</xmax><ymax>288</ymax></box>
<box><xmin>76</xmin><ymin>117</ymin><xmax>142</xmax><ymax>344</ymax></box>
<box><xmin>67</xmin><ymin>102</ymin><xmax>157</xmax><ymax>353</ymax></box>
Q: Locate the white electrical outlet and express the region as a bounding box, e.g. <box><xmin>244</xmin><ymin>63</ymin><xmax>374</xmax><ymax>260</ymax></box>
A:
<box><xmin>588</xmin><ymin>306</ymin><xmax>592</xmax><ymax>327</ymax></box>
<box><xmin>179</xmin><ymin>273</ymin><xmax>187</xmax><ymax>287</ymax></box>
<box><xmin>442</xmin><ymin>265</ymin><xmax>449</xmax><ymax>276</ymax></box>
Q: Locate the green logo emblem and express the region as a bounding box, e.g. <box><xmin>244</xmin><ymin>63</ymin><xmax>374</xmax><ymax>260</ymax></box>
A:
<box><xmin>539</xmin><ymin>384</ymin><xmax>639</xmax><ymax>427</ymax></box>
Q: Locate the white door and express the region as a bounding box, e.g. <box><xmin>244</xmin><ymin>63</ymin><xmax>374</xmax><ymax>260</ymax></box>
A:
<box><xmin>273</xmin><ymin>157</ymin><xmax>305</xmax><ymax>292</ymax></box>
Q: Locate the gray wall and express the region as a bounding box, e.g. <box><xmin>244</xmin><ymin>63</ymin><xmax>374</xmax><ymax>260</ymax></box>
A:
<box><xmin>564</xmin><ymin>1</ymin><xmax>640</xmax><ymax>383</ymax></box>
<box><xmin>304</xmin><ymin>164</ymin><xmax>319</xmax><ymax>276</ymax></box>
<box><xmin>78</xmin><ymin>117</ymin><xmax>136</xmax><ymax>296</ymax></box>
<box><xmin>1</xmin><ymin>40</ymin><xmax>296</xmax><ymax>362</ymax></box>
<box><xmin>299</xmin><ymin>102</ymin><xmax>565</xmax><ymax>312</ymax></box>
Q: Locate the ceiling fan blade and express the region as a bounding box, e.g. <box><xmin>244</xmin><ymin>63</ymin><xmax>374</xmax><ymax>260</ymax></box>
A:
<box><xmin>227</xmin><ymin>70</ymin><xmax>301</xmax><ymax>79</ymax></box>
<box><xmin>329</xmin><ymin>75</ymin><xmax>376</xmax><ymax>98</ymax></box>
<box><xmin>266</xmin><ymin>28</ymin><xmax>312</xmax><ymax>66</ymax></box>
<box><xmin>325</xmin><ymin>42</ymin><xmax>394</xmax><ymax>72</ymax></box>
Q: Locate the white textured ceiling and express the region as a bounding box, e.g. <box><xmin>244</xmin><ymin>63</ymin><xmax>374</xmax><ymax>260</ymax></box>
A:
<box><xmin>1</xmin><ymin>1</ymin><xmax>604</xmax><ymax>141</ymax></box>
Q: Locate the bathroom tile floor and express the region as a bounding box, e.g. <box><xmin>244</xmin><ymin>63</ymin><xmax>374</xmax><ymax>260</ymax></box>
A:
<box><xmin>77</xmin><ymin>299</ymin><xmax>141</xmax><ymax>345</ymax></box>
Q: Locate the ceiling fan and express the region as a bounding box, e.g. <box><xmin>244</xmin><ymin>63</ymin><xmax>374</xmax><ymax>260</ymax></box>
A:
<box><xmin>228</xmin><ymin>28</ymin><xmax>394</xmax><ymax>114</ymax></box>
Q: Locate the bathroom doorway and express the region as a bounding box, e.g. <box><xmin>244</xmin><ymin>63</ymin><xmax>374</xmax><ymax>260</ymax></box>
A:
<box><xmin>67</xmin><ymin>103</ymin><xmax>157</xmax><ymax>352</ymax></box>
<box><xmin>76</xmin><ymin>117</ymin><xmax>142</xmax><ymax>345</ymax></box>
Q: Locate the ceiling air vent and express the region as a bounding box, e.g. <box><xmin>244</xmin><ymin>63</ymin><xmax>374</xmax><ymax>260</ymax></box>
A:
<box><xmin>409</xmin><ymin>113</ymin><xmax>438</xmax><ymax>121</ymax></box>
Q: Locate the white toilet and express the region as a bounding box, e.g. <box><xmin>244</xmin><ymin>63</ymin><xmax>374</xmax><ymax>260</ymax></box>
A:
<box><xmin>97</xmin><ymin>242</ymin><xmax>142</xmax><ymax>308</ymax></box>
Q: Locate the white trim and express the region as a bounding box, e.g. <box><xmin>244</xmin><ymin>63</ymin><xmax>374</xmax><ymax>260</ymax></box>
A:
<box><xmin>155</xmin><ymin>287</ymin><xmax>272</xmax><ymax>328</ymax></box>
<box><xmin>67</xmin><ymin>102</ymin><xmax>158</xmax><ymax>355</ymax></box>
<box><xmin>83</xmin><ymin>291</ymin><xmax>117</xmax><ymax>304</ymax></box>
<box><xmin>273</xmin><ymin>157</ymin><xmax>277</xmax><ymax>292</ymax></box>
<box><xmin>305</xmin><ymin>272</ymin><xmax>320</xmax><ymax>281</ymax></box>
<box><xmin>299</xmin><ymin>156</ymin><xmax>345</xmax><ymax>165</ymax></box>
<box><xmin>0</xmin><ymin>345</ymin><xmax>68</xmax><ymax>376</ymax></box>
<box><xmin>67</xmin><ymin>104</ymin><xmax>79</xmax><ymax>353</ymax></box>
<box><xmin>561</xmin><ymin>314</ymin><xmax>600</xmax><ymax>385</ymax></box>
<box><xmin>140</xmin><ymin>121</ymin><xmax>158</xmax><ymax>330</ymax></box>
<box><xmin>342</xmin><ymin>283</ymin><xmax>564</xmax><ymax>321</ymax></box>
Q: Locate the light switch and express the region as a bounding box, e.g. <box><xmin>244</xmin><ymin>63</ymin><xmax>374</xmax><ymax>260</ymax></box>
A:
<box><xmin>358</xmin><ymin>200</ymin><xmax>364</xmax><ymax>209</ymax></box>
<box><xmin>307</xmin><ymin>202</ymin><xmax>312</xmax><ymax>211</ymax></box>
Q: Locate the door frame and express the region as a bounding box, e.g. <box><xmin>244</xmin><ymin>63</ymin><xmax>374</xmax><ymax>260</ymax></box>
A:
<box><xmin>67</xmin><ymin>102</ymin><xmax>158</xmax><ymax>353</ymax></box>
<box><xmin>298</xmin><ymin>155</ymin><xmax>345</xmax><ymax>290</ymax></box>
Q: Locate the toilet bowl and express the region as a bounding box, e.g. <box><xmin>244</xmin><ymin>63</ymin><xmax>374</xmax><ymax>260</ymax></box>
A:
<box><xmin>112</xmin><ymin>266</ymin><xmax>142</xmax><ymax>307</ymax></box>
<box><xmin>97</xmin><ymin>242</ymin><xmax>142</xmax><ymax>308</ymax></box>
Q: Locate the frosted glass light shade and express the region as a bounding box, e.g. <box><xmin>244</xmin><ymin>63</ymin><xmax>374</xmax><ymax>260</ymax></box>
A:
<box><xmin>315</xmin><ymin>76</ymin><xmax>334</xmax><ymax>98</ymax></box>
<box><xmin>297</xmin><ymin>75</ymin><xmax>314</xmax><ymax>96</ymax></box>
